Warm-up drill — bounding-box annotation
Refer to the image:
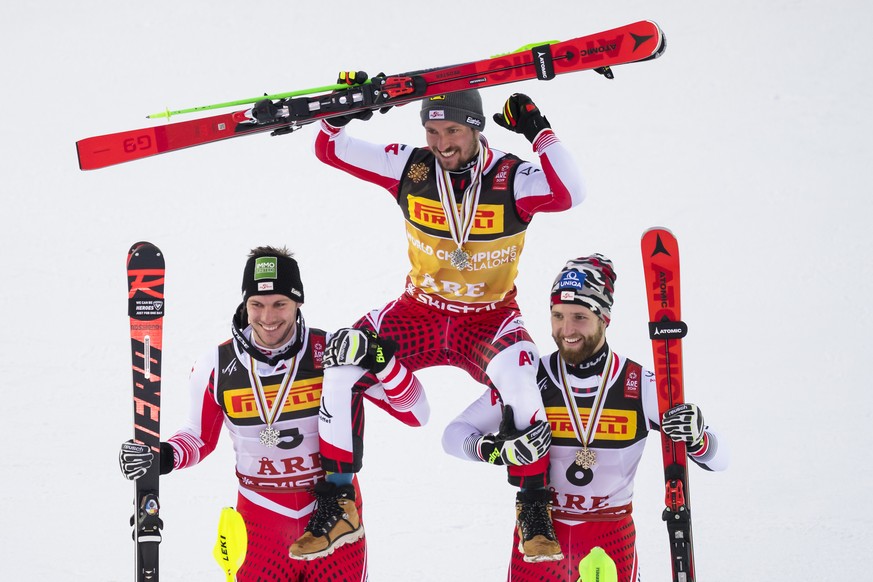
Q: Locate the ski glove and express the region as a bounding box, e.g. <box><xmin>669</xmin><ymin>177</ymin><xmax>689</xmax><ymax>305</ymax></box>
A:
<box><xmin>119</xmin><ymin>440</ymin><xmax>152</xmax><ymax>480</ymax></box>
<box><xmin>323</xmin><ymin>70</ymin><xmax>375</xmax><ymax>127</ymax></box>
<box><xmin>323</xmin><ymin>328</ymin><xmax>398</xmax><ymax>374</ymax></box>
<box><xmin>662</xmin><ymin>403</ymin><xmax>706</xmax><ymax>453</ymax></box>
<box><xmin>476</xmin><ymin>405</ymin><xmax>552</xmax><ymax>466</ymax></box>
<box><xmin>492</xmin><ymin>93</ymin><xmax>551</xmax><ymax>143</ymax></box>
<box><xmin>336</xmin><ymin>70</ymin><xmax>369</xmax><ymax>86</ymax></box>
<box><xmin>118</xmin><ymin>439</ymin><xmax>174</xmax><ymax>480</ymax></box>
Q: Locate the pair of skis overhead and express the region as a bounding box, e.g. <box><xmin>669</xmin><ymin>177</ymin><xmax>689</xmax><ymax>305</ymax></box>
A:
<box><xmin>77</xmin><ymin>20</ymin><xmax>666</xmax><ymax>171</ymax></box>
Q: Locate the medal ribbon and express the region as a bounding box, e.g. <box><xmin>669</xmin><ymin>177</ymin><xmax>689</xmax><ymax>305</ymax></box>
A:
<box><xmin>557</xmin><ymin>348</ymin><xmax>615</xmax><ymax>449</ymax></box>
<box><xmin>246</xmin><ymin>353</ymin><xmax>300</xmax><ymax>428</ymax></box>
<box><xmin>434</xmin><ymin>142</ymin><xmax>490</xmax><ymax>253</ymax></box>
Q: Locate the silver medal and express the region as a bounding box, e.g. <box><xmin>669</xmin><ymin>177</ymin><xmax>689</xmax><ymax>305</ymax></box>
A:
<box><xmin>259</xmin><ymin>426</ymin><xmax>281</xmax><ymax>447</ymax></box>
<box><xmin>449</xmin><ymin>247</ymin><xmax>471</xmax><ymax>270</ymax></box>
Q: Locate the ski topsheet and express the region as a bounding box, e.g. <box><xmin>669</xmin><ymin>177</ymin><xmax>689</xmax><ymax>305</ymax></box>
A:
<box><xmin>127</xmin><ymin>242</ymin><xmax>165</xmax><ymax>581</ymax></box>
<box><xmin>641</xmin><ymin>227</ymin><xmax>695</xmax><ymax>582</ymax></box>
<box><xmin>77</xmin><ymin>20</ymin><xmax>665</xmax><ymax>170</ymax></box>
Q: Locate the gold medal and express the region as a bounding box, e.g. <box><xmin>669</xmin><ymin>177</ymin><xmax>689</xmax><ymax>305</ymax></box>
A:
<box><xmin>557</xmin><ymin>349</ymin><xmax>615</xmax><ymax>475</ymax></box>
<box><xmin>575</xmin><ymin>447</ymin><xmax>597</xmax><ymax>469</ymax></box>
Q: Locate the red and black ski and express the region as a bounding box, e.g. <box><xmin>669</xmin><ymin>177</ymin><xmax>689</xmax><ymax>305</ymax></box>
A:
<box><xmin>77</xmin><ymin>20</ymin><xmax>665</xmax><ymax>170</ymax></box>
<box><xmin>126</xmin><ymin>242</ymin><xmax>165</xmax><ymax>581</ymax></box>
<box><xmin>641</xmin><ymin>227</ymin><xmax>695</xmax><ymax>582</ymax></box>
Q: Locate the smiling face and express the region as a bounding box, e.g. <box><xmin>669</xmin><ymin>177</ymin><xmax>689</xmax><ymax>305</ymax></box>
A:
<box><xmin>424</xmin><ymin>120</ymin><xmax>480</xmax><ymax>171</ymax></box>
<box><xmin>550</xmin><ymin>303</ymin><xmax>606</xmax><ymax>365</ymax></box>
<box><xmin>245</xmin><ymin>294</ymin><xmax>299</xmax><ymax>349</ymax></box>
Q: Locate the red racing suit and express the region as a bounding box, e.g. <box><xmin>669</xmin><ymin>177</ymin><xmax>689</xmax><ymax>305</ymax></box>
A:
<box><xmin>166</xmin><ymin>322</ymin><xmax>428</xmax><ymax>582</ymax></box>
<box><xmin>442</xmin><ymin>345</ymin><xmax>729</xmax><ymax>581</ymax></box>
<box><xmin>313</xmin><ymin>121</ymin><xmax>586</xmax><ymax>487</ymax></box>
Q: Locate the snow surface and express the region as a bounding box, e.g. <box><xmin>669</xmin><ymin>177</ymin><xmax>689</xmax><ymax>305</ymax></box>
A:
<box><xmin>3</xmin><ymin>1</ymin><xmax>871</xmax><ymax>579</ymax></box>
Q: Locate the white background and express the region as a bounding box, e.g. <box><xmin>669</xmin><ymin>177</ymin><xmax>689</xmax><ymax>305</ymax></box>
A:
<box><xmin>2</xmin><ymin>1</ymin><xmax>870</xmax><ymax>579</ymax></box>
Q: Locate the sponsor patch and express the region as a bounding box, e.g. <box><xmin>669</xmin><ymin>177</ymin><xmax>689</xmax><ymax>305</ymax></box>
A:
<box><xmin>546</xmin><ymin>407</ymin><xmax>638</xmax><ymax>441</ymax></box>
<box><xmin>407</xmin><ymin>195</ymin><xmax>504</xmax><ymax>233</ymax></box>
<box><xmin>428</xmin><ymin>110</ymin><xmax>446</xmax><ymax>120</ymax></box>
<box><xmin>254</xmin><ymin>256</ymin><xmax>278</xmax><ymax>280</ymax></box>
<box><xmin>257</xmin><ymin>282</ymin><xmax>274</xmax><ymax>291</ymax></box>
<box><xmin>557</xmin><ymin>269</ymin><xmax>585</xmax><ymax>290</ymax></box>
<box><xmin>223</xmin><ymin>379</ymin><xmax>322</xmax><ymax>419</ymax></box>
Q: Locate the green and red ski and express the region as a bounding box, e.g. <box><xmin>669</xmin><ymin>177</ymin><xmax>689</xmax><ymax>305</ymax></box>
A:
<box><xmin>641</xmin><ymin>227</ymin><xmax>695</xmax><ymax>582</ymax></box>
<box><xmin>77</xmin><ymin>20</ymin><xmax>665</xmax><ymax>170</ymax></box>
<box><xmin>126</xmin><ymin>242</ymin><xmax>165</xmax><ymax>581</ymax></box>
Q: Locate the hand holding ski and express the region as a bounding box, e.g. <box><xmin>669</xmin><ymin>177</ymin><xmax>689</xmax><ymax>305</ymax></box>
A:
<box><xmin>76</xmin><ymin>20</ymin><xmax>665</xmax><ymax>170</ymax></box>
<box><xmin>127</xmin><ymin>242</ymin><xmax>166</xmax><ymax>582</ymax></box>
<box><xmin>641</xmin><ymin>227</ymin><xmax>695</xmax><ymax>582</ymax></box>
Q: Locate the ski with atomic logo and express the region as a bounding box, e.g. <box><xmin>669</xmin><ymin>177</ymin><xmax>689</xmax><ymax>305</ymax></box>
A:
<box><xmin>77</xmin><ymin>20</ymin><xmax>665</xmax><ymax>170</ymax></box>
<box><xmin>126</xmin><ymin>241</ymin><xmax>165</xmax><ymax>581</ymax></box>
<box><xmin>640</xmin><ymin>227</ymin><xmax>695</xmax><ymax>582</ymax></box>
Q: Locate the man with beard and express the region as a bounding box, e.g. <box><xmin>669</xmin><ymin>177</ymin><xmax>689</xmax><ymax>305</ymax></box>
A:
<box><xmin>441</xmin><ymin>254</ymin><xmax>729</xmax><ymax>581</ymax></box>
<box><xmin>289</xmin><ymin>84</ymin><xmax>585</xmax><ymax>563</ymax></box>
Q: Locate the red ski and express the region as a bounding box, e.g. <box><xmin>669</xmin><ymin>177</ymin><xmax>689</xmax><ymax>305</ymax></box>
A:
<box><xmin>127</xmin><ymin>241</ymin><xmax>165</xmax><ymax>581</ymax></box>
<box><xmin>77</xmin><ymin>20</ymin><xmax>665</xmax><ymax>170</ymax></box>
<box><xmin>641</xmin><ymin>227</ymin><xmax>695</xmax><ymax>582</ymax></box>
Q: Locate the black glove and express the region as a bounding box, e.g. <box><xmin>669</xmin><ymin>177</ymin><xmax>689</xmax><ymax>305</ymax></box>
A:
<box><xmin>476</xmin><ymin>405</ymin><xmax>551</xmax><ymax>466</ymax></box>
<box><xmin>323</xmin><ymin>328</ymin><xmax>399</xmax><ymax>374</ymax></box>
<box><xmin>324</xmin><ymin>70</ymin><xmax>376</xmax><ymax>128</ymax></box>
<box><xmin>325</xmin><ymin>109</ymin><xmax>373</xmax><ymax>128</ymax></box>
<box><xmin>119</xmin><ymin>439</ymin><xmax>175</xmax><ymax>480</ymax></box>
<box><xmin>662</xmin><ymin>403</ymin><xmax>706</xmax><ymax>453</ymax></box>
<box><xmin>492</xmin><ymin>93</ymin><xmax>551</xmax><ymax>142</ymax></box>
<box><xmin>336</xmin><ymin>71</ymin><xmax>369</xmax><ymax>86</ymax></box>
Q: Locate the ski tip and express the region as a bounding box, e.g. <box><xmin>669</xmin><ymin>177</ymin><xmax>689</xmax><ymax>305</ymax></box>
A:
<box><xmin>128</xmin><ymin>241</ymin><xmax>163</xmax><ymax>261</ymax></box>
<box><xmin>641</xmin><ymin>226</ymin><xmax>674</xmax><ymax>239</ymax></box>
<box><xmin>129</xmin><ymin>241</ymin><xmax>155</xmax><ymax>253</ymax></box>
<box><xmin>633</xmin><ymin>20</ymin><xmax>667</xmax><ymax>62</ymax></box>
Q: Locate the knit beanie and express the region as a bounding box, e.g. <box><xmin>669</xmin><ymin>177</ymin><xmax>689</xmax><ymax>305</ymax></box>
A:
<box><xmin>550</xmin><ymin>254</ymin><xmax>616</xmax><ymax>325</ymax></box>
<box><xmin>241</xmin><ymin>253</ymin><xmax>304</xmax><ymax>303</ymax></box>
<box><xmin>420</xmin><ymin>90</ymin><xmax>486</xmax><ymax>130</ymax></box>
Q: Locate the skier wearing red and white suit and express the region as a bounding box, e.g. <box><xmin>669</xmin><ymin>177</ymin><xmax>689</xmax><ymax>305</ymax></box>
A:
<box><xmin>295</xmin><ymin>87</ymin><xmax>585</xmax><ymax>562</ymax></box>
<box><xmin>120</xmin><ymin>247</ymin><xmax>429</xmax><ymax>582</ymax></box>
<box><xmin>442</xmin><ymin>254</ymin><xmax>729</xmax><ymax>581</ymax></box>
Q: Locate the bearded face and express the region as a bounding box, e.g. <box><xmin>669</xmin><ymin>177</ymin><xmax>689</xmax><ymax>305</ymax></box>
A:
<box><xmin>550</xmin><ymin>304</ymin><xmax>606</xmax><ymax>365</ymax></box>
